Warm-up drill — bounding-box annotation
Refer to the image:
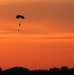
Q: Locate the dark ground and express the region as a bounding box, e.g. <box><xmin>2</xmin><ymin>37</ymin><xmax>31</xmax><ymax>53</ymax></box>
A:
<box><xmin>0</xmin><ymin>66</ymin><xmax>74</xmax><ymax>75</ymax></box>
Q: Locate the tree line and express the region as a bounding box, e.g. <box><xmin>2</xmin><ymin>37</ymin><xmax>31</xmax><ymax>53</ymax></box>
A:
<box><xmin>0</xmin><ymin>66</ymin><xmax>74</xmax><ymax>75</ymax></box>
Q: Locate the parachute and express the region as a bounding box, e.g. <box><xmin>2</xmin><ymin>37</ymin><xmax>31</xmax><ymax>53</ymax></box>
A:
<box><xmin>16</xmin><ymin>15</ymin><xmax>25</xmax><ymax>19</ymax></box>
<box><xmin>16</xmin><ymin>15</ymin><xmax>25</xmax><ymax>31</ymax></box>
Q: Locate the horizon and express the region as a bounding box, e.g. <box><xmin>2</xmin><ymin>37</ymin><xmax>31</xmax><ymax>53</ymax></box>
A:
<box><xmin>0</xmin><ymin>66</ymin><xmax>74</xmax><ymax>71</ymax></box>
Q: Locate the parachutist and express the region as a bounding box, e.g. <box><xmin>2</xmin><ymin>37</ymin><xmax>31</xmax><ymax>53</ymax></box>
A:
<box><xmin>16</xmin><ymin>15</ymin><xmax>25</xmax><ymax>31</ymax></box>
<box><xmin>19</xmin><ymin>23</ymin><xmax>21</xmax><ymax>26</ymax></box>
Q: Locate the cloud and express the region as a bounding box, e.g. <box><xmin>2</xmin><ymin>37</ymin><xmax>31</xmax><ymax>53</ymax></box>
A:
<box><xmin>0</xmin><ymin>32</ymin><xmax>74</xmax><ymax>39</ymax></box>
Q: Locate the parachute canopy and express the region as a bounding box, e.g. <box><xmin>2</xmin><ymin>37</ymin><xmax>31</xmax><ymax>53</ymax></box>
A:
<box><xmin>16</xmin><ymin>15</ymin><xmax>25</xmax><ymax>19</ymax></box>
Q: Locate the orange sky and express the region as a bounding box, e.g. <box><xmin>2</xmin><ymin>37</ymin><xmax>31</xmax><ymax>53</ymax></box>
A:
<box><xmin>0</xmin><ymin>0</ymin><xmax>74</xmax><ymax>70</ymax></box>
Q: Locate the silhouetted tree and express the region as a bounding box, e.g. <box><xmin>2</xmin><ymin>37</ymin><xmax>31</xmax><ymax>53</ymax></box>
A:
<box><xmin>3</xmin><ymin>67</ymin><xmax>29</xmax><ymax>75</ymax></box>
<box><xmin>61</xmin><ymin>66</ymin><xmax>69</xmax><ymax>75</ymax></box>
<box><xmin>0</xmin><ymin>66</ymin><xmax>74</xmax><ymax>75</ymax></box>
<box><xmin>69</xmin><ymin>68</ymin><xmax>74</xmax><ymax>75</ymax></box>
<box><xmin>49</xmin><ymin>67</ymin><xmax>60</xmax><ymax>75</ymax></box>
<box><xmin>0</xmin><ymin>67</ymin><xmax>2</xmax><ymax>75</ymax></box>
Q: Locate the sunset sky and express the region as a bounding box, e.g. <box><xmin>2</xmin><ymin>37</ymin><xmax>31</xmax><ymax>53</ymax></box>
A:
<box><xmin>0</xmin><ymin>0</ymin><xmax>74</xmax><ymax>70</ymax></box>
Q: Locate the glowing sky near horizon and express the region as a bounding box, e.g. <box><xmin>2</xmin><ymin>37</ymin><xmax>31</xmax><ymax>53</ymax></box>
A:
<box><xmin>0</xmin><ymin>0</ymin><xmax>74</xmax><ymax>70</ymax></box>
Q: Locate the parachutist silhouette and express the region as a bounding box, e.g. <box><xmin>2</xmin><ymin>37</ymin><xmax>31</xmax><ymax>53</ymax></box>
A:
<box><xmin>16</xmin><ymin>15</ymin><xmax>25</xmax><ymax>31</ymax></box>
<box><xmin>19</xmin><ymin>23</ymin><xmax>21</xmax><ymax>26</ymax></box>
